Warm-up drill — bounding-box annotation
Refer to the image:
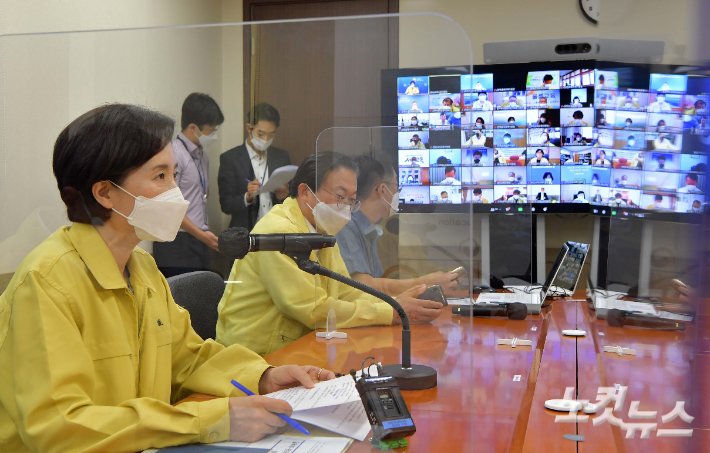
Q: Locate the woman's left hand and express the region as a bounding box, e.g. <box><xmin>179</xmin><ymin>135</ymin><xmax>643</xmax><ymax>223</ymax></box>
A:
<box><xmin>258</xmin><ymin>365</ymin><xmax>336</xmax><ymax>394</ymax></box>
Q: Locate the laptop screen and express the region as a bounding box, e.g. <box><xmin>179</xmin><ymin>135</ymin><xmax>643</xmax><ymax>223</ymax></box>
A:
<box><xmin>539</xmin><ymin>243</ymin><xmax>569</xmax><ymax>304</ymax></box>
<box><xmin>552</xmin><ymin>241</ymin><xmax>590</xmax><ymax>293</ymax></box>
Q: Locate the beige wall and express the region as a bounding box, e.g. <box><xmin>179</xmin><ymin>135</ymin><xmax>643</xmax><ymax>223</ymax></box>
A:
<box><xmin>0</xmin><ymin>1</ymin><xmax>244</xmax><ymax>277</ymax></box>
<box><xmin>400</xmin><ymin>0</ymin><xmax>702</xmax><ymax>66</ymax></box>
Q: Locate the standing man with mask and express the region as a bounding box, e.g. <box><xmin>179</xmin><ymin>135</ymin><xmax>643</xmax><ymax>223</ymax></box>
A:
<box><xmin>219</xmin><ymin>103</ymin><xmax>291</xmax><ymax>232</ymax></box>
<box><xmin>335</xmin><ymin>155</ymin><xmax>460</xmax><ymax>296</ymax></box>
<box><xmin>216</xmin><ymin>152</ymin><xmax>443</xmax><ymax>356</ymax></box>
<box><xmin>154</xmin><ymin>93</ymin><xmax>223</xmax><ymax>278</ymax></box>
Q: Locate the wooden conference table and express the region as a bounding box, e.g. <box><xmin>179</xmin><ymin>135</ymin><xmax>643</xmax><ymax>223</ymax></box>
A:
<box><xmin>185</xmin><ymin>292</ymin><xmax>709</xmax><ymax>452</ymax></box>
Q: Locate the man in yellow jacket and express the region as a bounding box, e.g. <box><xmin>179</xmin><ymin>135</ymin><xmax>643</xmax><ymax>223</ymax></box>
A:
<box><xmin>216</xmin><ymin>152</ymin><xmax>443</xmax><ymax>356</ymax></box>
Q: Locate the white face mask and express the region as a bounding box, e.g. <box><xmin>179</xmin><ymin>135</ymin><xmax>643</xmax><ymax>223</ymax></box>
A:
<box><xmin>473</xmin><ymin>195</ymin><xmax>481</xmax><ymax>201</ymax></box>
<box><xmin>249</xmin><ymin>129</ymin><xmax>273</xmax><ymax>152</ymax></box>
<box><xmin>628</xmin><ymin>140</ymin><xmax>636</xmax><ymax>147</ymax></box>
<box><xmin>383</xmin><ymin>185</ymin><xmax>400</xmax><ymax>216</ymax></box>
<box><xmin>111</xmin><ymin>183</ymin><xmax>189</xmax><ymax>242</ymax></box>
<box><xmin>512</xmin><ymin>195</ymin><xmax>520</xmax><ymax>200</ymax></box>
<box><xmin>307</xmin><ymin>188</ymin><xmax>351</xmax><ymax>234</ymax></box>
<box><xmin>195</xmin><ymin>128</ymin><xmax>218</xmax><ymax>148</ymax></box>
<box><xmin>544</xmin><ymin>178</ymin><xmax>552</xmax><ymax>183</ymax></box>
<box><xmin>503</xmin><ymin>137</ymin><xmax>511</xmax><ymax>144</ymax></box>
<box><xmin>508</xmin><ymin>176</ymin><xmax>516</xmax><ymax>182</ymax></box>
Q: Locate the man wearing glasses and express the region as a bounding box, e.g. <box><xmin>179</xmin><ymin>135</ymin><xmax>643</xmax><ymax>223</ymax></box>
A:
<box><xmin>335</xmin><ymin>155</ymin><xmax>460</xmax><ymax>296</ymax></box>
<box><xmin>216</xmin><ymin>152</ymin><xmax>444</xmax><ymax>356</ymax></box>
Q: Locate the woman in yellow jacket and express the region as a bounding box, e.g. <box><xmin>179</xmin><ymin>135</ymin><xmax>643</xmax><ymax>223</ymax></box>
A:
<box><xmin>0</xmin><ymin>104</ymin><xmax>333</xmax><ymax>453</ymax></box>
<box><xmin>216</xmin><ymin>152</ymin><xmax>443</xmax><ymax>357</ymax></box>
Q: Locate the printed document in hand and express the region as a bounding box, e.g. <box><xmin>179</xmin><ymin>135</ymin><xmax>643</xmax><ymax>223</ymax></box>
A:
<box><xmin>264</xmin><ymin>375</ymin><xmax>371</xmax><ymax>441</ymax></box>
<box><xmin>255</xmin><ymin>165</ymin><xmax>298</xmax><ymax>195</ymax></box>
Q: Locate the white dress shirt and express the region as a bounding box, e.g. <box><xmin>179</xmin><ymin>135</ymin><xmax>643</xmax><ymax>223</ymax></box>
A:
<box><xmin>244</xmin><ymin>140</ymin><xmax>273</xmax><ymax>221</ymax></box>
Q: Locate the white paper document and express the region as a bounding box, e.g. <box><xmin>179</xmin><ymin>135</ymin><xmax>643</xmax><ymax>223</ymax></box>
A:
<box><xmin>255</xmin><ymin>165</ymin><xmax>298</xmax><ymax>195</ymax></box>
<box><xmin>222</xmin><ymin>435</ymin><xmax>352</xmax><ymax>453</ymax></box>
<box><xmin>263</xmin><ymin>376</ymin><xmax>370</xmax><ymax>440</ymax></box>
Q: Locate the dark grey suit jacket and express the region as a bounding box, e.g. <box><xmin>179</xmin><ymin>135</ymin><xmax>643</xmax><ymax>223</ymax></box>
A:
<box><xmin>218</xmin><ymin>144</ymin><xmax>291</xmax><ymax>231</ymax></box>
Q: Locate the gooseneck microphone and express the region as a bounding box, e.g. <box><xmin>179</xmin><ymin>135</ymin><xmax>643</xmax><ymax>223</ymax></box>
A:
<box><xmin>218</xmin><ymin>227</ymin><xmax>336</xmax><ymax>260</ymax></box>
<box><xmin>219</xmin><ymin>226</ymin><xmax>437</xmax><ymax>390</ymax></box>
<box><xmin>452</xmin><ymin>303</ymin><xmax>527</xmax><ymax>320</ymax></box>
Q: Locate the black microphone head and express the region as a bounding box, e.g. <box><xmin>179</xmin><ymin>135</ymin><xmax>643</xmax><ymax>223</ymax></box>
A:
<box><xmin>218</xmin><ymin>227</ymin><xmax>251</xmax><ymax>260</ymax></box>
<box><xmin>507</xmin><ymin>303</ymin><xmax>528</xmax><ymax>320</ymax></box>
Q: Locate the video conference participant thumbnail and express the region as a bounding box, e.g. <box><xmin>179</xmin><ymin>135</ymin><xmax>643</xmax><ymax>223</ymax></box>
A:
<box><xmin>594</xmin><ymin>149</ymin><xmax>613</xmax><ymax>167</ymax></box>
<box><xmin>398</xmin><ymin>166</ymin><xmax>429</xmax><ymax>186</ymax></box>
<box><xmin>595</xmin><ymin>128</ymin><xmax>615</xmax><ymax>148</ymax></box>
<box><xmin>527</xmin><ymin>90</ymin><xmax>561</xmax><ymax>109</ymax></box>
<box><xmin>683</xmin><ymin>95</ymin><xmax>709</xmax><ymax>115</ymax></box>
<box><xmin>595</xmin><ymin>90</ymin><xmax>618</xmax><ymax>109</ymax></box>
<box><xmin>528</xmin><ymin>127</ymin><xmax>561</xmax><ymax>147</ymax></box>
<box><xmin>590</xmin><ymin>187</ymin><xmax>611</xmax><ymax>205</ymax></box>
<box><xmin>430</xmin><ymin>112</ymin><xmax>461</xmax><ymax>130</ymax></box>
<box><xmin>528</xmin><ymin>165</ymin><xmax>560</xmax><ymax>184</ymax></box>
<box><xmin>430</xmin><ymin>74</ymin><xmax>462</xmax><ymax>95</ymax></box>
<box><xmin>464</xmin><ymin>92</ymin><xmax>494</xmax><ymax>111</ymax></box>
<box><xmin>431</xmin><ymin>148</ymin><xmax>462</xmax><ymax>167</ymax></box>
<box><xmin>529</xmin><ymin>184</ymin><xmax>561</xmax><ymax>203</ymax></box>
<box><xmin>677</xmin><ymin>172</ymin><xmax>705</xmax><ymax>194</ymax></box>
<box><xmin>641</xmin><ymin>193</ymin><xmax>676</xmax><ymax>211</ymax></box>
<box><xmin>614</xmin><ymin>131</ymin><xmax>646</xmax><ymax>150</ymax></box>
<box><xmin>430</xmin><ymin>186</ymin><xmax>462</xmax><ymax>203</ymax></box>
<box><xmin>680</xmin><ymin>153</ymin><xmax>707</xmax><ymax>175</ymax></box>
<box><xmin>527</xmin><ymin>109</ymin><xmax>560</xmax><ymax>128</ymax></box>
<box><xmin>527</xmin><ymin>147</ymin><xmax>561</xmax><ymax>165</ymax></box>
<box><xmin>561</xmin><ymin>165</ymin><xmax>593</xmax><ymax>185</ymax></box>
<box><xmin>398</xmin><ymin>114</ymin><xmax>428</xmax><ymax>131</ymax></box>
<box><xmin>398</xmin><ymin>95</ymin><xmax>429</xmax><ymax>113</ymax></box>
<box><xmin>612</xmin><ymin>168</ymin><xmax>643</xmax><ymax>188</ymax></box>
<box><xmin>560</xmin><ymin>88</ymin><xmax>594</xmax><ymax>108</ymax></box>
<box><xmin>493</xmin><ymin>110</ymin><xmax>526</xmax><ymax>128</ymax></box>
<box><xmin>398</xmin><ymin>150</ymin><xmax>429</xmax><ymax>167</ymax></box>
<box><xmin>430</xmin><ymin>129</ymin><xmax>462</xmax><ymax>149</ymax></box>
<box><xmin>648</xmin><ymin>93</ymin><xmax>683</xmax><ymax>113</ymax></box>
<box><xmin>595</xmin><ymin>110</ymin><xmax>616</xmax><ymax>128</ymax></box>
<box><xmin>595</xmin><ymin>70</ymin><xmax>619</xmax><ymax>90</ymax></box>
<box><xmin>462</xmin><ymin>167</ymin><xmax>494</xmax><ymax>185</ymax></box>
<box><xmin>398</xmin><ymin>76</ymin><xmax>429</xmax><ymax>96</ymax></box>
<box><xmin>399</xmin><ymin>131</ymin><xmax>429</xmax><ymax>149</ymax></box>
<box><xmin>644</xmin><ymin>152</ymin><xmax>679</xmax><ymax>172</ymax></box>
<box><xmin>560</xmin><ymin>69</ymin><xmax>595</xmax><ymax>88</ymax></box>
<box><xmin>527</xmin><ymin>71</ymin><xmax>560</xmax><ymax>90</ymax></box>
<box><xmin>463</xmin><ymin>148</ymin><xmax>492</xmax><ymax>166</ymax></box>
<box><xmin>430</xmin><ymin>93</ymin><xmax>461</xmax><ymax>112</ymax></box>
<box><xmin>649</xmin><ymin>73</ymin><xmax>688</xmax><ymax>94</ymax></box>
<box><xmin>400</xmin><ymin>185</ymin><xmax>429</xmax><ymax>204</ymax></box>
<box><xmin>617</xmin><ymin>91</ymin><xmax>649</xmax><ymax>111</ymax></box>
<box><xmin>493</xmin><ymin>91</ymin><xmax>526</xmax><ymax>110</ymax></box>
<box><xmin>561</xmin><ymin>127</ymin><xmax>593</xmax><ymax>146</ymax></box>
<box><xmin>591</xmin><ymin>167</ymin><xmax>612</xmax><ymax>187</ymax></box>
<box><xmin>615</xmin><ymin>111</ymin><xmax>647</xmax><ymax>130</ymax></box>
<box><xmin>430</xmin><ymin>166</ymin><xmax>462</xmax><ymax>185</ymax></box>
<box><xmin>494</xmin><ymin>129</ymin><xmax>526</xmax><ymax>148</ymax></box>
<box><xmin>462</xmin><ymin>111</ymin><xmax>492</xmax><ymax>129</ymax></box>
<box><xmin>560</xmin><ymin>146</ymin><xmax>593</xmax><ymax>165</ymax></box>
<box><xmin>493</xmin><ymin>148</ymin><xmax>526</xmax><ymax>166</ymax></box>
<box><xmin>642</xmin><ymin>171</ymin><xmax>680</xmax><ymax>193</ymax></box>
<box><xmin>461</xmin><ymin>73</ymin><xmax>494</xmax><ymax>92</ymax></box>
<box><xmin>609</xmin><ymin>189</ymin><xmax>641</xmax><ymax>208</ymax></box>
<box><xmin>647</xmin><ymin>114</ymin><xmax>683</xmax><ymax>134</ymax></box>
<box><xmin>561</xmin><ymin>184</ymin><xmax>591</xmax><ymax>203</ymax></box>
<box><xmin>676</xmin><ymin>193</ymin><xmax>705</xmax><ymax>212</ymax></box>
<box><xmin>463</xmin><ymin>187</ymin><xmax>494</xmax><ymax>203</ymax></box>
<box><xmin>561</xmin><ymin>107</ymin><xmax>593</xmax><ymax>126</ymax></box>
<box><xmin>494</xmin><ymin>185</ymin><xmax>527</xmax><ymax>203</ymax></box>
<box><xmin>462</xmin><ymin>129</ymin><xmax>493</xmax><ymax>148</ymax></box>
<box><xmin>494</xmin><ymin>166</ymin><xmax>527</xmax><ymax>185</ymax></box>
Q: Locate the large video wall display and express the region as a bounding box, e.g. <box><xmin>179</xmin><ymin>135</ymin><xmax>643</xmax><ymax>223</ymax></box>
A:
<box><xmin>395</xmin><ymin>70</ymin><xmax>708</xmax><ymax>216</ymax></box>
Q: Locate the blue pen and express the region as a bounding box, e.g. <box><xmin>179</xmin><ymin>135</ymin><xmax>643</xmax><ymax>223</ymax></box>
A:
<box><xmin>230</xmin><ymin>379</ymin><xmax>310</xmax><ymax>436</ymax></box>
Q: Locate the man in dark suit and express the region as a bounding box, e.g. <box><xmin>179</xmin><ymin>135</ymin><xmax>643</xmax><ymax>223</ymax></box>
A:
<box><xmin>218</xmin><ymin>103</ymin><xmax>291</xmax><ymax>231</ymax></box>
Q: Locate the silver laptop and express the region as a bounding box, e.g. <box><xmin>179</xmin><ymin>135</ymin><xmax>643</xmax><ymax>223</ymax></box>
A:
<box><xmin>476</xmin><ymin>242</ymin><xmax>589</xmax><ymax>315</ymax></box>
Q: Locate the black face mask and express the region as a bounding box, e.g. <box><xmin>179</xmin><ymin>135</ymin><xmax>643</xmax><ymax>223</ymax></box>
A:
<box><xmin>474</xmin><ymin>158</ymin><xmax>480</xmax><ymax>164</ymax></box>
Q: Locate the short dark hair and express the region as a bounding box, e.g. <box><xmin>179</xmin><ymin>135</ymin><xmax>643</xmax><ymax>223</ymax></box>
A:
<box><xmin>437</xmin><ymin>156</ymin><xmax>450</xmax><ymax>165</ymax></box>
<box><xmin>504</xmin><ymin>133</ymin><xmax>512</xmax><ymax>138</ymax></box>
<box><xmin>599</xmin><ymin>74</ymin><xmax>605</xmax><ymax>82</ymax></box>
<box><xmin>353</xmin><ymin>154</ymin><xmax>395</xmax><ymax>201</ymax></box>
<box><xmin>247</xmin><ymin>102</ymin><xmax>281</xmax><ymax>128</ymax></box>
<box><xmin>628</xmin><ymin>135</ymin><xmax>636</xmax><ymax>140</ymax></box>
<box><xmin>180</xmin><ymin>93</ymin><xmax>224</xmax><ymax>130</ymax></box>
<box><xmin>473</xmin><ymin>150</ymin><xmax>482</xmax><ymax>157</ymax></box>
<box><xmin>543</xmin><ymin>74</ymin><xmax>553</xmax><ymax>82</ymax></box>
<box><xmin>536</xmin><ymin>149</ymin><xmax>544</xmax><ymax>154</ymax></box>
<box><xmin>513</xmin><ymin>189</ymin><xmax>521</xmax><ymax>195</ymax></box>
<box><xmin>508</xmin><ymin>116</ymin><xmax>515</xmax><ymax>122</ymax></box>
<box><xmin>445</xmin><ymin>166</ymin><xmax>455</xmax><ymax>174</ymax></box>
<box><xmin>288</xmin><ymin>152</ymin><xmax>359</xmax><ymax>198</ymax></box>
<box><xmin>54</xmin><ymin>104</ymin><xmax>174</xmax><ymax>224</ymax></box>
<box><xmin>687</xmin><ymin>173</ymin><xmax>699</xmax><ymax>182</ymax></box>
<box><xmin>476</xmin><ymin>117</ymin><xmax>485</xmax><ymax>123</ymax></box>
<box><xmin>441</xmin><ymin>191</ymin><xmax>448</xmax><ymax>196</ymax></box>
<box><xmin>473</xmin><ymin>188</ymin><xmax>482</xmax><ymax>195</ymax></box>
<box><xmin>655</xmin><ymin>195</ymin><xmax>663</xmax><ymax>201</ymax></box>
<box><xmin>615</xmin><ymin>193</ymin><xmax>622</xmax><ymax>198</ymax></box>
<box><xmin>543</xmin><ymin>172</ymin><xmax>554</xmax><ymax>180</ymax></box>
<box><xmin>574</xmin><ymin>110</ymin><xmax>584</xmax><ymax>119</ymax></box>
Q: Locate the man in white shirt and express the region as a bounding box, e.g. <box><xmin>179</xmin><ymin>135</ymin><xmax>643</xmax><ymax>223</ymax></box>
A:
<box><xmin>440</xmin><ymin>166</ymin><xmax>462</xmax><ymax>185</ymax></box>
<box><xmin>677</xmin><ymin>173</ymin><xmax>703</xmax><ymax>193</ymax></box>
<box><xmin>648</xmin><ymin>93</ymin><xmax>672</xmax><ymax>113</ymax></box>
<box><xmin>219</xmin><ymin>103</ymin><xmax>291</xmax><ymax>232</ymax></box>
<box><xmin>471</xmin><ymin>92</ymin><xmax>493</xmax><ymax>111</ymax></box>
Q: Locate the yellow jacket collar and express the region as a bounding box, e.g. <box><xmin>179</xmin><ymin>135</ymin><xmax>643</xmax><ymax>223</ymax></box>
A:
<box><xmin>282</xmin><ymin>197</ymin><xmax>312</xmax><ymax>234</ymax></box>
<box><xmin>67</xmin><ymin>222</ymin><xmax>156</xmax><ymax>292</ymax></box>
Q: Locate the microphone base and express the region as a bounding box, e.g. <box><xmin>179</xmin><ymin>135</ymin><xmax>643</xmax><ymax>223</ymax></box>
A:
<box><xmin>381</xmin><ymin>364</ymin><xmax>437</xmax><ymax>390</ymax></box>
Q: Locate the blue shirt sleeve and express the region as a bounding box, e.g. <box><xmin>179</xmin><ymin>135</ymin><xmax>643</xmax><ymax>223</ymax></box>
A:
<box><xmin>335</xmin><ymin>223</ymin><xmax>374</xmax><ymax>277</ymax></box>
